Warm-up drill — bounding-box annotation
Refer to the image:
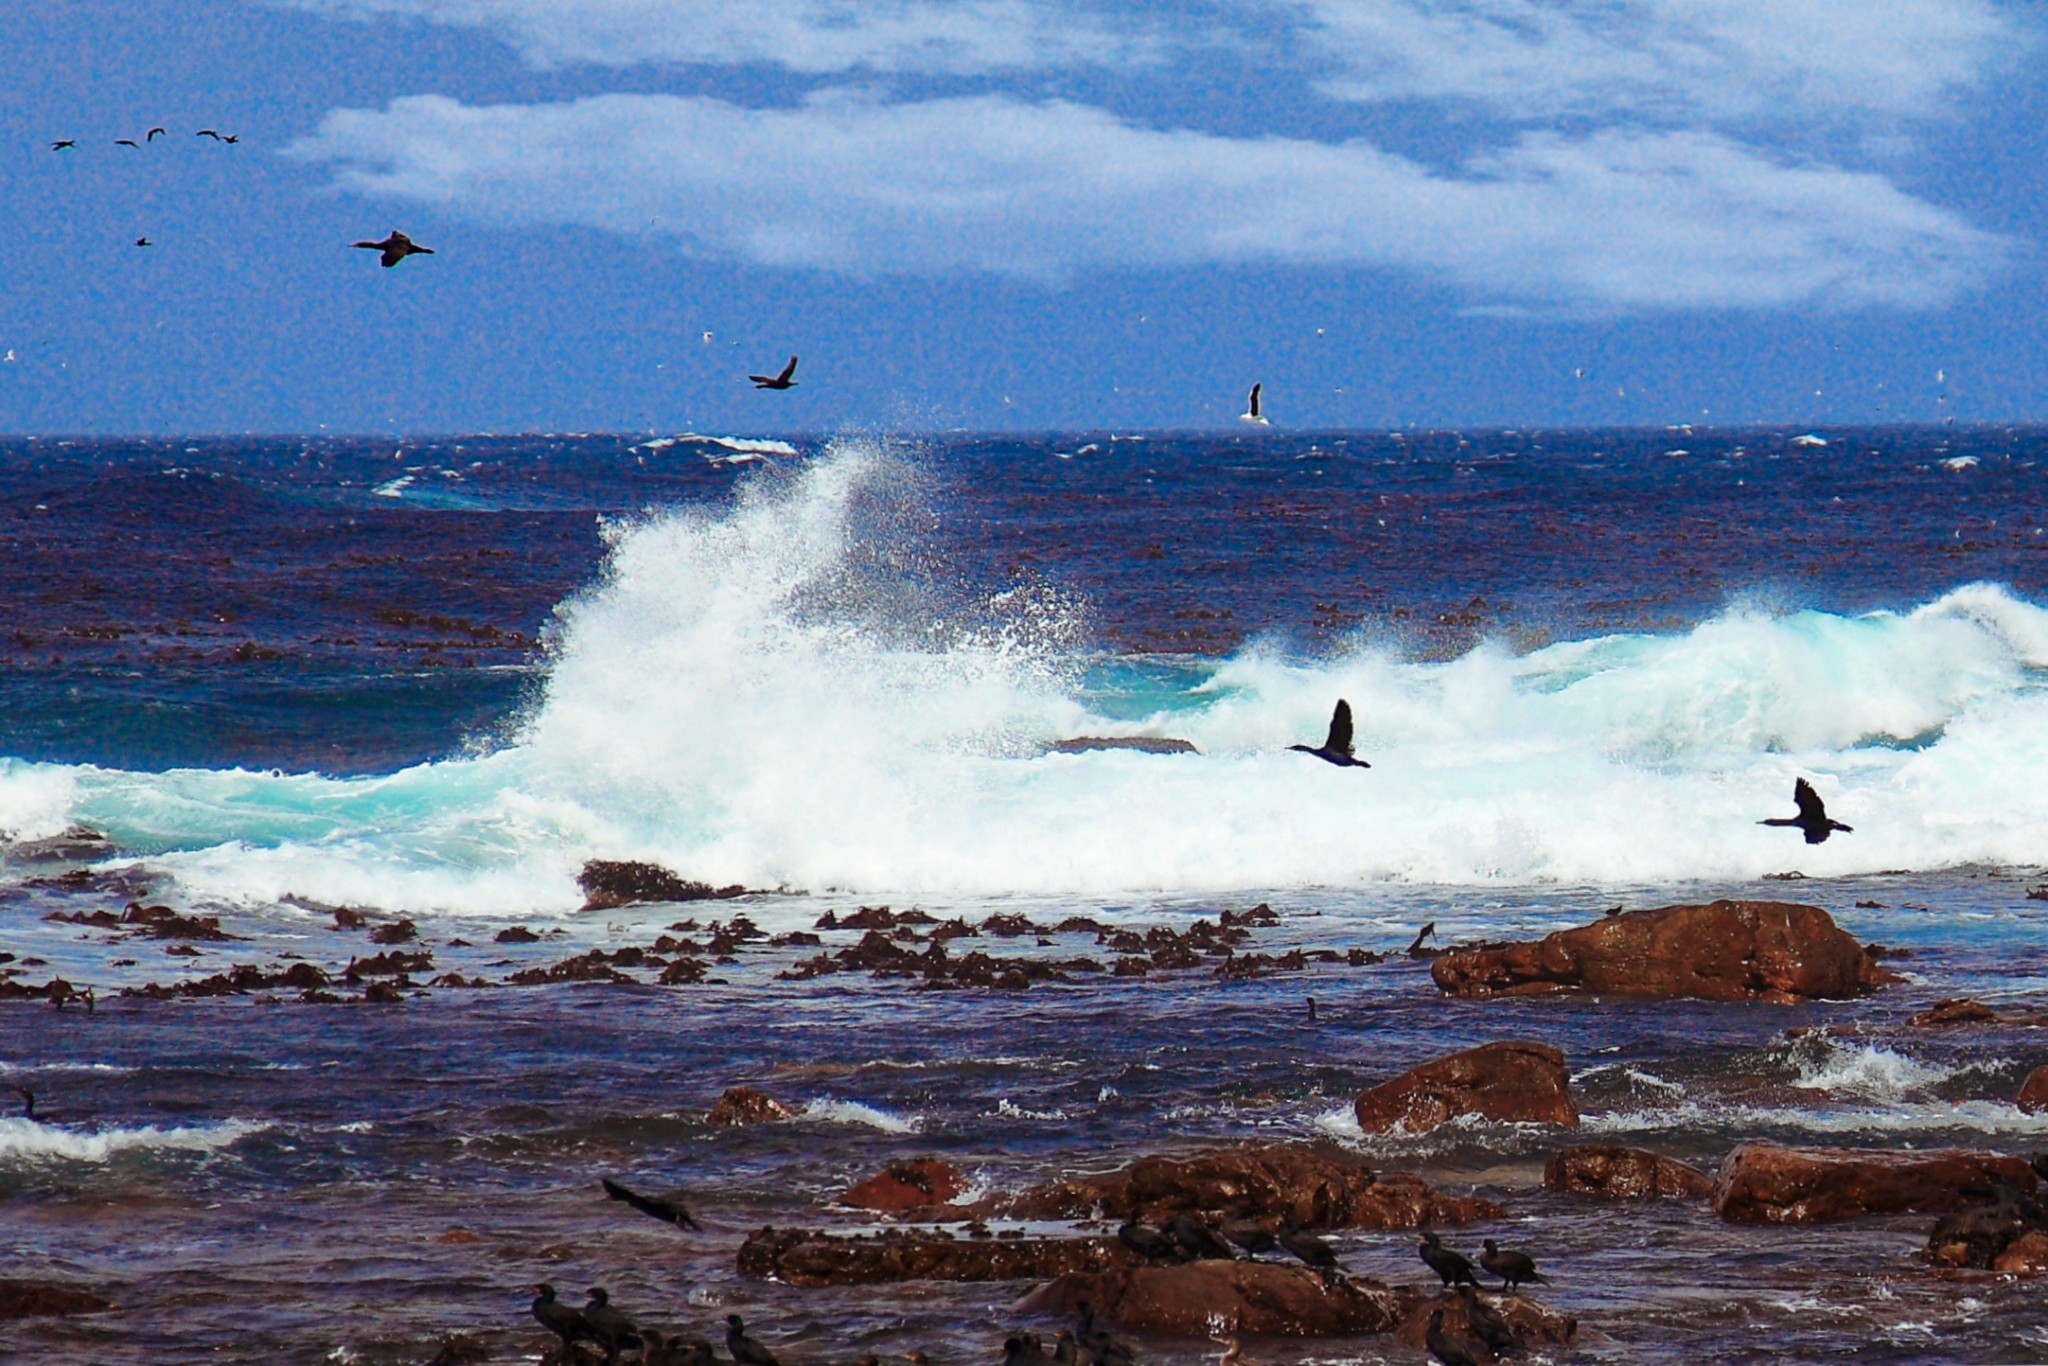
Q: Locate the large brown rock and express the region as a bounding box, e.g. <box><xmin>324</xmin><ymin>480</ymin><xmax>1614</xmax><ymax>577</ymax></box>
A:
<box><xmin>0</xmin><ymin>1280</ymin><xmax>112</xmax><ymax>1319</ymax></box>
<box><xmin>971</xmin><ymin>1143</ymin><xmax>1499</xmax><ymax>1228</ymax></box>
<box><xmin>706</xmin><ymin>1086</ymin><xmax>797</xmax><ymax>1126</ymax></box>
<box><xmin>1907</xmin><ymin>998</ymin><xmax>2001</xmax><ymax>1027</ymax></box>
<box><xmin>1353</xmin><ymin>1042</ymin><xmax>1577</xmax><ymax>1136</ymax></box>
<box><xmin>1713</xmin><ymin>1143</ymin><xmax>2038</xmax><ymax>1223</ymax></box>
<box><xmin>1389</xmin><ymin>1289</ymin><xmax>1577</xmax><ymax>1352</ymax></box>
<box><xmin>1431</xmin><ymin>900</ymin><xmax>1900</xmax><ymax>1003</ymax></box>
<box><xmin>2018</xmin><ymin>1067</ymin><xmax>2048</xmax><ymax>1115</ymax></box>
<box><xmin>738</xmin><ymin>1226</ymin><xmax>1133</xmax><ymax>1286</ymax></box>
<box><xmin>1019</xmin><ymin>1261</ymin><xmax>1400</xmax><ymax>1336</ymax></box>
<box><xmin>838</xmin><ymin>1159</ymin><xmax>970</xmax><ymax>1212</ymax></box>
<box><xmin>1543</xmin><ymin>1145</ymin><xmax>1713</xmax><ymax>1200</ymax></box>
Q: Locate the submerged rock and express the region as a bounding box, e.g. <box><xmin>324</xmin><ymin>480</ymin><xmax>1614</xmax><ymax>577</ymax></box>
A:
<box><xmin>1926</xmin><ymin>1187</ymin><xmax>2048</xmax><ymax>1272</ymax></box>
<box><xmin>2019</xmin><ymin>1067</ymin><xmax>2048</xmax><ymax>1115</ymax></box>
<box><xmin>1713</xmin><ymin>1142</ymin><xmax>2038</xmax><ymax>1223</ymax></box>
<box><xmin>1543</xmin><ymin>1145</ymin><xmax>1713</xmax><ymax>1200</ymax></box>
<box><xmin>1907</xmin><ymin>998</ymin><xmax>2001</xmax><ymax>1026</ymax></box>
<box><xmin>838</xmin><ymin>1159</ymin><xmax>970</xmax><ymax>1212</ymax></box>
<box><xmin>739</xmin><ymin>1226</ymin><xmax>1131</xmax><ymax>1286</ymax></box>
<box><xmin>1430</xmin><ymin>900</ymin><xmax>1899</xmax><ymax>1003</ymax></box>
<box><xmin>1353</xmin><ymin>1041</ymin><xmax>1578</xmax><ymax>1135</ymax></box>
<box><xmin>1019</xmin><ymin>1260</ymin><xmax>1399</xmax><ymax>1335</ymax></box>
<box><xmin>707</xmin><ymin>1086</ymin><xmax>797</xmax><ymax>1126</ymax></box>
<box><xmin>0</xmin><ymin>1279</ymin><xmax>113</xmax><ymax>1319</ymax></box>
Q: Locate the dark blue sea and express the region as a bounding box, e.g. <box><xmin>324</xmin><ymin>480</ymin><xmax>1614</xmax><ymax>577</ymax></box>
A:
<box><xmin>6</xmin><ymin>427</ymin><xmax>2048</xmax><ymax>1363</ymax></box>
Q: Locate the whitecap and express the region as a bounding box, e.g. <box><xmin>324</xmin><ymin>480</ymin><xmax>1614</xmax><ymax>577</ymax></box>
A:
<box><xmin>799</xmin><ymin>1098</ymin><xmax>920</xmax><ymax>1133</ymax></box>
<box><xmin>0</xmin><ymin>1116</ymin><xmax>268</xmax><ymax>1164</ymax></box>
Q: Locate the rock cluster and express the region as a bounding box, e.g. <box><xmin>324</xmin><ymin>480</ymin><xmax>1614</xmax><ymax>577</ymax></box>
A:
<box><xmin>1543</xmin><ymin>1145</ymin><xmax>1713</xmax><ymax>1200</ymax></box>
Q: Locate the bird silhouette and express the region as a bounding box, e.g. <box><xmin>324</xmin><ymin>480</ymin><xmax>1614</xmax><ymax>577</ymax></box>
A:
<box><xmin>1424</xmin><ymin>1309</ymin><xmax>1481</xmax><ymax>1366</ymax></box>
<box><xmin>135</xmin><ymin>238</ymin><xmax>152</xmax><ymax>247</ymax></box>
<box><xmin>725</xmin><ymin>1315</ymin><xmax>780</xmax><ymax>1366</ymax></box>
<box><xmin>352</xmin><ymin>230</ymin><xmax>434</xmax><ymax>268</ymax></box>
<box><xmin>1759</xmin><ymin>777</ymin><xmax>1852</xmax><ymax>844</ymax></box>
<box><xmin>1288</xmin><ymin>699</ymin><xmax>1369</xmax><ymax>768</ymax></box>
<box><xmin>600</xmin><ymin>1176</ymin><xmax>701</xmax><ymax>1229</ymax></box>
<box><xmin>1238</xmin><ymin>382</ymin><xmax>1269</xmax><ymax>425</ymax></box>
<box><xmin>1419</xmin><ymin>1231</ymin><xmax>1481</xmax><ymax>1288</ymax></box>
<box><xmin>115</xmin><ymin>138</ymin><xmax>139</xmax><ymax>148</ymax></box>
<box><xmin>197</xmin><ymin>129</ymin><xmax>222</xmax><ymax>140</ymax></box>
<box><xmin>749</xmin><ymin>356</ymin><xmax>799</xmax><ymax>389</ymax></box>
<box><xmin>147</xmin><ymin>127</ymin><xmax>166</xmax><ymax>141</ymax></box>
<box><xmin>1479</xmin><ymin>1238</ymin><xmax>1549</xmax><ymax>1293</ymax></box>
<box><xmin>51</xmin><ymin>140</ymin><xmax>75</xmax><ymax>151</ymax></box>
<box><xmin>222</xmin><ymin>134</ymin><xmax>240</xmax><ymax>145</ymax></box>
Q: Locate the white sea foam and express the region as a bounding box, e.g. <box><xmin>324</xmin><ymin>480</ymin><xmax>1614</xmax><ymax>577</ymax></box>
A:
<box><xmin>0</xmin><ymin>1116</ymin><xmax>267</xmax><ymax>1164</ymax></box>
<box><xmin>988</xmin><ymin>1098</ymin><xmax>1067</xmax><ymax>1122</ymax></box>
<box><xmin>13</xmin><ymin>437</ymin><xmax>2048</xmax><ymax>908</ymax></box>
<box><xmin>1785</xmin><ymin>1040</ymin><xmax>1952</xmax><ymax>1099</ymax></box>
<box><xmin>372</xmin><ymin>475</ymin><xmax>414</xmax><ymax>497</ymax></box>
<box><xmin>799</xmin><ymin>1098</ymin><xmax>920</xmax><ymax>1133</ymax></box>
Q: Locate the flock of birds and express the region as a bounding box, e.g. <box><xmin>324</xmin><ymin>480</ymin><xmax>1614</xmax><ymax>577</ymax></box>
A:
<box><xmin>1293</xmin><ymin>699</ymin><xmax>1854</xmax><ymax>844</ymax></box>
<box><xmin>553</xmin><ymin>1180</ymin><xmax>1550</xmax><ymax>1366</ymax></box>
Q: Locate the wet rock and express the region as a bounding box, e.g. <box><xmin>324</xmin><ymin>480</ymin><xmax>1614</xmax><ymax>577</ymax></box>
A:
<box><xmin>707</xmin><ymin>1086</ymin><xmax>797</xmax><ymax>1126</ymax></box>
<box><xmin>427</xmin><ymin>1332</ymin><xmax>492</xmax><ymax>1364</ymax></box>
<box><xmin>1926</xmin><ymin>1189</ymin><xmax>2048</xmax><ymax>1271</ymax></box>
<box><xmin>1543</xmin><ymin>1144</ymin><xmax>1713</xmax><ymax>1200</ymax></box>
<box><xmin>657</xmin><ymin>957</ymin><xmax>708</xmax><ymax>985</ymax></box>
<box><xmin>361</xmin><ymin>981</ymin><xmax>404</xmax><ymax>1003</ymax></box>
<box><xmin>577</xmin><ymin>859</ymin><xmax>747</xmax><ymax>911</ymax></box>
<box><xmin>0</xmin><ymin>1278</ymin><xmax>113</xmax><ymax>1319</ymax></box>
<box><xmin>2019</xmin><ymin>1068</ymin><xmax>2048</xmax><ymax>1114</ymax></box>
<box><xmin>975</xmin><ymin>1143</ymin><xmax>1499</xmax><ymax>1229</ymax></box>
<box><xmin>1047</xmin><ymin>736</ymin><xmax>1199</xmax><ymax>755</ymax></box>
<box><xmin>1714</xmin><ymin>1142</ymin><xmax>2039</xmax><ymax>1223</ymax></box>
<box><xmin>4</xmin><ymin>825</ymin><xmax>112</xmax><ymax>862</ymax></box>
<box><xmin>346</xmin><ymin>951</ymin><xmax>433</xmax><ymax>979</ymax></box>
<box><xmin>368</xmin><ymin>918</ymin><xmax>418</xmax><ymax>944</ymax></box>
<box><xmin>330</xmin><ymin>906</ymin><xmax>371</xmax><ymax>929</ymax></box>
<box><xmin>1430</xmin><ymin>900</ymin><xmax>1900</xmax><ymax>1003</ymax></box>
<box><xmin>1389</xmin><ymin>1289</ymin><xmax>1577</xmax><ymax>1352</ymax></box>
<box><xmin>839</xmin><ymin>1159</ymin><xmax>970</xmax><ymax>1212</ymax></box>
<box><xmin>1020</xmin><ymin>1260</ymin><xmax>1399</xmax><ymax>1335</ymax></box>
<box><xmin>739</xmin><ymin>1226</ymin><xmax>1131</xmax><ymax>1286</ymax></box>
<box><xmin>1908</xmin><ymin>997</ymin><xmax>2002</xmax><ymax>1026</ymax></box>
<box><xmin>494</xmin><ymin>925</ymin><xmax>540</xmax><ymax>944</ymax></box>
<box><xmin>1354</xmin><ymin>1041</ymin><xmax>1578</xmax><ymax>1135</ymax></box>
<box><xmin>505</xmin><ymin>951</ymin><xmax>630</xmax><ymax>985</ymax></box>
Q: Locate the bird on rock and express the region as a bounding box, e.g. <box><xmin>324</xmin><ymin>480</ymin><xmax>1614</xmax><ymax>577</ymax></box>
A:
<box><xmin>1117</xmin><ymin>1218</ymin><xmax>1178</xmax><ymax>1263</ymax></box>
<box><xmin>1164</xmin><ymin>1212</ymin><xmax>1236</xmax><ymax>1262</ymax></box>
<box><xmin>582</xmin><ymin>1288</ymin><xmax>639</xmax><ymax>1365</ymax></box>
<box><xmin>1424</xmin><ymin>1308</ymin><xmax>1481</xmax><ymax>1366</ymax></box>
<box><xmin>529</xmin><ymin>1284</ymin><xmax>595</xmax><ymax>1356</ymax></box>
<box><xmin>1479</xmin><ymin>1238</ymin><xmax>1549</xmax><ymax>1293</ymax></box>
<box><xmin>1275</xmin><ymin>1223</ymin><xmax>1343</xmax><ymax>1282</ymax></box>
<box><xmin>1220</xmin><ymin>1220</ymin><xmax>1277</xmax><ymax>1257</ymax></box>
<box><xmin>727</xmin><ymin>1314</ymin><xmax>782</xmax><ymax>1366</ymax></box>
<box><xmin>1457</xmin><ymin>1286</ymin><xmax>1520</xmax><ymax>1356</ymax></box>
<box><xmin>1419</xmin><ymin>1231</ymin><xmax>1481</xmax><ymax>1288</ymax></box>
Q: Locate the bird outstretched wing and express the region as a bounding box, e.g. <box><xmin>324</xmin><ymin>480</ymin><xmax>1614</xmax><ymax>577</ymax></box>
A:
<box><xmin>1793</xmin><ymin>777</ymin><xmax>1826</xmax><ymax>824</ymax></box>
<box><xmin>776</xmin><ymin>355</ymin><xmax>798</xmax><ymax>383</ymax></box>
<box><xmin>1324</xmin><ymin>699</ymin><xmax>1354</xmax><ymax>757</ymax></box>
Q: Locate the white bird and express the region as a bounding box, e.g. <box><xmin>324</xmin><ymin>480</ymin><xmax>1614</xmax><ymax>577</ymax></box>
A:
<box><xmin>1239</xmin><ymin>383</ymin><xmax>1269</xmax><ymax>425</ymax></box>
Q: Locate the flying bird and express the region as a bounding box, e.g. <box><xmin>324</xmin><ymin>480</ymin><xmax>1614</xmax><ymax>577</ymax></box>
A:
<box><xmin>600</xmin><ymin>1176</ymin><xmax>701</xmax><ymax>1229</ymax></box>
<box><xmin>1759</xmin><ymin>777</ymin><xmax>1853</xmax><ymax>845</ymax></box>
<box><xmin>222</xmin><ymin>134</ymin><xmax>240</xmax><ymax>144</ymax></box>
<box><xmin>749</xmin><ymin>355</ymin><xmax>799</xmax><ymax>390</ymax></box>
<box><xmin>352</xmin><ymin>230</ymin><xmax>434</xmax><ymax>268</ymax></box>
<box><xmin>197</xmin><ymin>129</ymin><xmax>222</xmax><ymax>140</ymax></box>
<box><xmin>147</xmin><ymin>127</ymin><xmax>166</xmax><ymax>141</ymax></box>
<box><xmin>1239</xmin><ymin>382</ymin><xmax>1269</xmax><ymax>425</ymax></box>
<box><xmin>1288</xmin><ymin>699</ymin><xmax>1369</xmax><ymax>769</ymax></box>
<box><xmin>51</xmin><ymin>140</ymin><xmax>75</xmax><ymax>151</ymax></box>
<box><xmin>115</xmin><ymin>138</ymin><xmax>139</xmax><ymax>148</ymax></box>
<box><xmin>135</xmin><ymin>237</ymin><xmax>152</xmax><ymax>247</ymax></box>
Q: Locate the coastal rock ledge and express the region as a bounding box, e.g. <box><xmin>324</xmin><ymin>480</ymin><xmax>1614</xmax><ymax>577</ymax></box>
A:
<box><xmin>1712</xmin><ymin>1142</ymin><xmax>2038</xmax><ymax>1224</ymax></box>
<box><xmin>1354</xmin><ymin>1041</ymin><xmax>1577</xmax><ymax>1135</ymax></box>
<box><xmin>1430</xmin><ymin>900</ymin><xmax>1900</xmax><ymax>1003</ymax></box>
<box><xmin>1020</xmin><ymin>1261</ymin><xmax>1400</xmax><ymax>1335</ymax></box>
<box><xmin>1543</xmin><ymin>1144</ymin><xmax>1713</xmax><ymax>1200</ymax></box>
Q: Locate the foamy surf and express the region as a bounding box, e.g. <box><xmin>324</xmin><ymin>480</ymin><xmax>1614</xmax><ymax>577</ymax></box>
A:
<box><xmin>799</xmin><ymin>1098</ymin><xmax>921</xmax><ymax>1133</ymax></box>
<box><xmin>0</xmin><ymin>1116</ymin><xmax>268</xmax><ymax>1164</ymax></box>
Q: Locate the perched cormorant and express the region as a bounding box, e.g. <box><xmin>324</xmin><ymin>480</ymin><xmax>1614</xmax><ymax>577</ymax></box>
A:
<box><xmin>727</xmin><ymin>1314</ymin><xmax>781</xmax><ymax>1366</ymax></box>
<box><xmin>1050</xmin><ymin>1331</ymin><xmax>1080</xmax><ymax>1366</ymax></box>
<box><xmin>1004</xmin><ymin>1337</ymin><xmax>1042</xmax><ymax>1366</ymax></box>
<box><xmin>1424</xmin><ymin>1309</ymin><xmax>1481</xmax><ymax>1366</ymax></box>
<box><xmin>1288</xmin><ymin>699</ymin><xmax>1369</xmax><ymax>768</ymax></box>
<box><xmin>1275</xmin><ymin>1223</ymin><xmax>1343</xmax><ymax>1281</ymax></box>
<box><xmin>1759</xmin><ymin>777</ymin><xmax>1853</xmax><ymax>844</ymax></box>
<box><xmin>601</xmin><ymin>1176</ymin><xmax>702</xmax><ymax>1229</ymax></box>
<box><xmin>750</xmin><ymin>356</ymin><xmax>799</xmax><ymax>390</ymax></box>
<box><xmin>1116</xmin><ymin>1218</ymin><xmax>1177</xmax><ymax>1263</ymax></box>
<box><xmin>1164</xmin><ymin>1212</ymin><xmax>1236</xmax><ymax>1262</ymax></box>
<box><xmin>1418</xmin><ymin>1231</ymin><xmax>1480</xmax><ymax>1288</ymax></box>
<box><xmin>352</xmin><ymin>230</ymin><xmax>434</xmax><ymax>268</ymax></box>
<box><xmin>1457</xmin><ymin>1286</ymin><xmax>1519</xmax><ymax>1356</ymax></box>
<box><xmin>582</xmin><ymin>1288</ymin><xmax>639</xmax><ymax>1365</ymax></box>
<box><xmin>1479</xmin><ymin>1238</ymin><xmax>1548</xmax><ymax>1293</ymax></box>
<box><xmin>1305</xmin><ymin>995</ymin><xmax>1318</xmax><ymax>1023</ymax></box>
<box><xmin>1239</xmin><ymin>383</ymin><xmax>1269</xmax><ymax>426</ymax></box>
<box><xmin>529</xmin><ymin>1284</ymin><xmax>595</xmax><ymax>1354</ymax></box>
<box><xmin>1220</xmin><ymin>1220</ymin><xmax>1277</xmax><ymax>1257</ymax></box>
<box><xmin>1075</xmin><ymin>1303</ymin><xmax>1133</xmax><ymax>1366</ymax></box>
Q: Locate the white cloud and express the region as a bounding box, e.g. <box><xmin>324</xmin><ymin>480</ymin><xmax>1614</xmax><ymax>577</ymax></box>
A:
<box><xmin>278</xmin><ymin>0</ymin><xmax>1153</xmax><ymax>73</ymax></box>
<box><xmin>290</xmin><ymin>91</ymin><xmax>2002</xmax><ymax>310</ymax></box>
<box><xmin>1301</xmin><ymin>0</ymin><xmax>2021</xmax><ymax>125</ymax></box>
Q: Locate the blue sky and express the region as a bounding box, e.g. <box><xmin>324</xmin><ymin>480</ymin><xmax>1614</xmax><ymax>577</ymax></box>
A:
<box><xmin>2</xmin><ymin>0</ymin><xmax>2043</xmax><ymax>434</ymax></box>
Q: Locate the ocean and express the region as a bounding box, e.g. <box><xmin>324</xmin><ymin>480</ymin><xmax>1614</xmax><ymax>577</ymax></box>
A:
<box><xmin>5</xmin><ymin>426</ymin><xmax>2048</xmax><ymax>1362</ymax></box>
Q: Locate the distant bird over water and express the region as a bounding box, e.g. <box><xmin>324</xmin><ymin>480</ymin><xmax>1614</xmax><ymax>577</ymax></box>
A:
<box><xmin>750</xmin><ymin>355</ymin><xmax>799</xmax><ymax>390</ymax></box>
<box><xmin>352</xmin><ymin>230</ymin><xmax>434</xmax><ymax>268</ymax></box>
<box><xmin>1239</xmin><ymin>383</ymin><xmax>1269</xmax><ymax>425</ymax></box>
<box><xmin>1288</xmin><ymin>699</ymin><xmax>1369</xmax><ymax>768</ymax></box>
<box><xmin>601</xmin><ymin>1176</ymin><xmax>702</xmax><ymax>1229</ymax></box>
<box><xmin>1760</xmin><ymin>777</ymin><xmax>1852</xmax><ymax>844</ymax></box>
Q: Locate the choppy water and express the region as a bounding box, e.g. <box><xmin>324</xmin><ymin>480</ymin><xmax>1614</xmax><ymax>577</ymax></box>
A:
<box><xmin>7</xmin><ymin>427</ymin><xmax>2048</xmax><ymax>1362</ymax></box>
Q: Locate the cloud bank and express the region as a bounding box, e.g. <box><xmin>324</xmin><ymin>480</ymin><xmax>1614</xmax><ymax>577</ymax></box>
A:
<box><xmin>292</xmin><ymin>92</ymin><xmax>2001</xmax><ymax>309</ymax></box>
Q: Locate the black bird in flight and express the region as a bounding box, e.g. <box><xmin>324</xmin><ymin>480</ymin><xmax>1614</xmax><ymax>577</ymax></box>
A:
<box><xmin>135</xmin><ymin>238</ymin><xmax>152</xmax><ymax>247</ymax></box>
<box><xmin>600</xmin><ymin>1176</ymin><xmax>701</xmax><ymax>1229</ymax></box>
<box><xmin>352</xmin><ymin>230</ymin><xmax>435</xmax><ymax>268</ymax></box>
<box><xmin>749</xmin><ymin>355</ymin><xmax>799</xmax><ymax>389</ymax></box>
<box><xmin>115</xmin><ymin>138</ymin><xmax>139</xmax><ymax>148</ymax></box>
<box><xmin>147</xmin><ymin>127</ymin><xmax>166</xmax><ymax>141</ymax></box>
<box><xmin>197</xmin><ymin>129</ymin><xmax>222</xmax><ymax>140</ymax></box>
<box><xmin>222</xmin><ymin>134</ymin><xmax>240</xmax><ymax>145</ymax></box>
<box><xmin>1759</xmin><ymin>777</ymin><xmax>1853</xmax><ymax>845</ymax></box>
<box><xmin>1289</xmin><ymin>698</ymin><xmax>1369</xmax><ymax>768</ymax></box>
<box><xmin>51</xmin><ymin>140</ymin><xmax>75</xmax><ymax>151</ymax></box>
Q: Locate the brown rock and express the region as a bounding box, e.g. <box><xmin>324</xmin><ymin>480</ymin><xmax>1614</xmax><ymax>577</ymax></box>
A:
<box><xmin>1019</xmin><ymin>1260</ymin><xmax>1399</xmax><ymax>1336</ymax></box>
<box><xmin>1928</xmin><ymin>1197</ymin><xmax>2047</xmax><ymax>1270</ymax></box>
<box><xmin>707</xmin><ymin>1086</ymin><xmax>797</xmax><ymax>1126</ymax></box>
<box><xmin>578</xmin><ymin>859</ymin><xmax>744</xmax><ymax>911</ymax></box>
<box><xmin>738</xmin><ymin>1226</ymin><xmax>1132</xmax><ymax>1286</ymax></box>
<box><xmin>1389</xmin><ymin>1289</ymin><xmax>1577</xmax><ymax>1351</ymax></box>
<box><xmin>1354</xmin><ymin>1041</ymin><xmax>1577</xmax><ymax>1135</ymax></box>
<box><xmin>0</xmin><ymin>1279</ymin><xmax>113</xmax><ymax>1319</ymax></box>
<box><xmin>2020</xmin><ymin>1067</ymin><xmax>2048</xmax><ymax>1115</ymax></box>
<box><xmin>1714</xmin><ymin>1142</ymin><xmax>2038</xmax><ymax>1223</ymax></box>
<box><xmin>1993</xmin><ymin>1229</ymin><xmax>2048</xmax><ymax>1274</ymax></box>
<box><xmin>1543</xmin><ymin>1145</ymin><xmax>1713</xmax><ymax>1200</ymax></box>
<box><xmin>1430</xmin><ymin>900</ymin><xmax>1900</xmax><ymax>1003</ymax></box>
<box><xmin>980</xmin><ymin>1143</ymin><xmax>1499</xmax><ymax>1229</ymax></box>
<box><xmin>1908</xmin><ymin>998</ymin><xmax>2001</xmax><ymax>1027</ymax></box>
<box><xmin>839</xmin><ymin>1159</ymin><xmax>969</xmax><ymax>1212</ymax></box>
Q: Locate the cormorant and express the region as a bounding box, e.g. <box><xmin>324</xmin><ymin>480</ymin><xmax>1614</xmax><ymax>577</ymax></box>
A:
<box><xmin>583</xmin><ymin>1288</ymin><xmax>638</xmax><ymax>1365</ymax></box>
<box><xmin>147</xmin><ymin>127</ymin><xmax>166</xmax><ymax>140</ymax></box>
<box><xmin>52</xmin><ymin>140</ymin><xmax>76</xmax><ymax>151</ymax></box>
<box><xmin>115</xmin><ymin>138</ymin><xmax>139</xmax><ymax>148</ymax></box>
<box><xmin>1479</xmin><ymin>1238</ymin><xmax>1548</xmax><ymax>1293</ymax></box>
<box><xmin>1406</xmin><ymin>922</ymin><xmax>1436</xmax><ymax>956</ymax></box>
<box><xmin>1305</xmin><ymin>995</ymin><xmax>1318</xmax><ymax>1022</ymax></box>
<box><xmin>1116</xmin><ymin>1218</ymin><xmax>1177</xmax><ymax>1263</ymax></box>
<box><xmin>601</xmin><ymin>1176</ymin><xmax>702</xmax><ymax>1229</ymax></box>
<box><xmin>1275</xmin><ymin>1223</ymin><xmax>1343</xmax><ymax>1281</ymax></box>
<box><xmin>1419</xmin><ymin>1231</ymin><xmax>1480</xmax><ymax>1287</ymax></box>
<box><xmin>1288</xmin><ymin>699</ymin><xmax>1369</xmax><ymax>768</ymax></box>
<box><xmin>352</xmin><ymin>230</ymin><xmax>434</xmax><ymax>268</ymax></box>
<box><xmin>750</xmin><ymin>356</ymin><xmax>799</xmax><ymax>390</ymax></box>
<box><xmin>529</xmin><ymin>1284</ymin><xmax>595</xmax><ymax>1354</ymax></box>
<box><xmin>1759</xmin><ymin>777</ymin><xmax>1853</xmax><ymax>844</ymax></box>
<box><xmin>197</xmin><ymin>129</ymin><xmax>222</xmax><ymax>140</ymax></box>
<box><xmin>1457</xmin><ymin>1286</ymin><xmax>1519</xmax><ymax>1356</ymax></box>
<box><xmin>1220</xmin><ymin>1220</ymin><xmax>1277</xmax><ymax>1257</ymax></box>
<box><xmin>1164</xmin><ymin>1212</ymin><xmax>1236</xmax><ymax>1262</ymax></box>
<box><xmin>1424</xmin><ymin>1309</ymin><xmax>1480</xmax><ymax>1366</ymax></box>
<box><xmin>727</xmin><ymin>1314</ymin><xmax>781</xmax><ymax>1366</ymax></box>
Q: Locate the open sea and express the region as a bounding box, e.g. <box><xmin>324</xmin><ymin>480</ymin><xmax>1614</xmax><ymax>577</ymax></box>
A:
<box><xmin>7</xmin><ymin>426</ymin><xmax>2048</xmax><ymax>1363</ymax></box>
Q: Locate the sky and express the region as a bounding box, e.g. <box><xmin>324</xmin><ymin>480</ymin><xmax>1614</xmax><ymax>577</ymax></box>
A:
<box><xmin>1</xmin><ymin>0</ymin><xmax>2044</xmax><ymax>435</ymax></box>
